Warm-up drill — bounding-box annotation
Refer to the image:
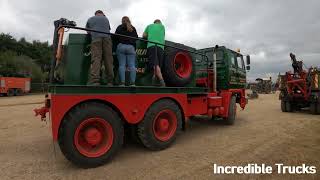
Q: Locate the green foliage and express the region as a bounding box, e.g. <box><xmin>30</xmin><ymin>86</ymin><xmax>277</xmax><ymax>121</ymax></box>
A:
<box><xmin>0</xmin><ymin>51</ymin><xmax>44</xmax><ymax>81</ymax></box>
<box><xmin>0</xmin><ymin>33</ymin><xmax>52</xmax><ymax>82</ymax></box>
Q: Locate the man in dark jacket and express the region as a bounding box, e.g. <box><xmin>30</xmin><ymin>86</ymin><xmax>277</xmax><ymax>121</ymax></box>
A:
<box><xmin>86</xmin><ymin>10</ymin><xmax>114</xmax><ymax>86</ymax></box>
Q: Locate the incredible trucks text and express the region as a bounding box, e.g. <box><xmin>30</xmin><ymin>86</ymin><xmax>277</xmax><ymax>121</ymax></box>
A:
<box><xmin>35</xmin><ymin>18</ymin><xmax>251</xmax><ymax>168</ymax></box>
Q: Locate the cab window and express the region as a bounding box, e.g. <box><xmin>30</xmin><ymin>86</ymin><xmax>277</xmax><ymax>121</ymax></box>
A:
<box><xmin>230</xmin><ymin>54</ymin><xmax>237</xmax><ymax>67</ymax></box>
<box><xmin>237</xmin><ymin>55</ymin><xmax>245</xmax><ymax>69</ymax></box>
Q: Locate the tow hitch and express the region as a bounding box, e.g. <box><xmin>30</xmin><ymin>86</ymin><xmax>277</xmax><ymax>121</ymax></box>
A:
<box><xmin>34</xmin><ymin>107</ymin><xmax>49</xmax><ymax>121</ymax></box>
<box><xmin>34</xmin><ymin>94</ymin><xmax>50</xmax><ymax>121</ymax></box>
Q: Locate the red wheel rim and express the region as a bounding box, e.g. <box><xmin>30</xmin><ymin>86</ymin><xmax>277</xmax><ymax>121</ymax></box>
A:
<box><xmin>152</xmin><ymin>109</ymin><xmax>178</xmax><ymax>142</ymax></box>
<box><xmin>74</xmin><ymin>118</ymin><xmax>114</xmax><ymax>158</ymax></box>
<box><xmin>173</xmin><ymin>52</ymin><xmax>193</xmax><ymax>78</ymax></box>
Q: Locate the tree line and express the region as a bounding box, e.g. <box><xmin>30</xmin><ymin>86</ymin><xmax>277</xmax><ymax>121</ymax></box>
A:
<box><xmin>0</xmin><ymin>33</ymin><xmax>52</xmax><ymax>82</ymax></box>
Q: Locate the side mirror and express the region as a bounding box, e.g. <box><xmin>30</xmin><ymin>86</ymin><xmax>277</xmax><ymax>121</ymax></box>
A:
<box><xmin>246</xmin><ymin>65</ymin><xmax>251</xmax><ymax>71</ymax></box>
<box><xmin>246</xmin><ymin>55</ymin><xmax>251</xmax><ymax>65</ymax></box>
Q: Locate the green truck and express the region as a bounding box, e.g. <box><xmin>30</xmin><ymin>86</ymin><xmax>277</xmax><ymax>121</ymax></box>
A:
<box><xmin>35</xmin><ymin>18</ymin><xmax>251</xmax><ymax>168</ymax></box>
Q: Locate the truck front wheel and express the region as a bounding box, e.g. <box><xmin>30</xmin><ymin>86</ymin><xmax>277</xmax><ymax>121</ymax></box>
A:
<box><xmin>58</xmin><ymin>102</ymin><xmax>123</xmax><ymax>168</ymax></box>
<box><xmin>137</xmin><ymin>99</ymin><xmax>182</xmax><ymax>150</ymax></box>
<box><xmin>224</xmin><ymin>96</ymin><xmax>237</xmax><ymax>125</ymax></box>
<box><xmin>286</xmin><ymin>101</ymin><xmax>294</xmax><ymax>112</ymax></box>
<box><xmin>281</xmin><ymin>100</ymin><xmax>287</xmax><ymax>112</ymax></box>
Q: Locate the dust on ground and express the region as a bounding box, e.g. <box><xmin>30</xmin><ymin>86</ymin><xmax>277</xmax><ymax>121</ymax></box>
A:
<box><xmin>0</xmin><ymin>93</ymin><xmax>319</xmax><ymax>180</ymax></box>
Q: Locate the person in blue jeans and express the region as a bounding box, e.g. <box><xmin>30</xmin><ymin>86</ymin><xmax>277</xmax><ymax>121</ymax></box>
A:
<box><xmin>115</xmin><ymin>16</ymin><xmax>138</xmax><ymax>86</ymax></box>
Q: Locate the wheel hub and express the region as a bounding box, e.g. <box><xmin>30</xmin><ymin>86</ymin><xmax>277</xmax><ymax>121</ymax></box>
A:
<box><xmin>152</xmin><ymin>109</ymin><xmax>178</xmax><ymax>142</ymax></box>
<box><xmin>84</xmin><ymin>127</ymin><xmax>102</xmax><ymax>146</ymax></box>
<box><xmin>158</xmin><ymin>119</ymin><xmax>169</xmax><ymax>132</ymax></box>
<box><xmin>74</xmin><ymin>117</ymin><xmax>114</xmax><ymax>158</ymax></box>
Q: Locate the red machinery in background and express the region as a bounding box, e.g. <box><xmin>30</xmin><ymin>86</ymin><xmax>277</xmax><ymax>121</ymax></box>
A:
<box><xmin>0</xmin><ymin>77</ymin><xmax>31</xmax><ymax>96</ymax></box>
<box><xmin>279</xmin><ymin>53</ymin><xmax>320</xmax><ymax>114</ymax></box>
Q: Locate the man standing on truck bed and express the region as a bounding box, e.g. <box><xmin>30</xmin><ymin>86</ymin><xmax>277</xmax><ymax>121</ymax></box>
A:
<box><xmin>86</xmin><ymin>10</ymin><xmax>114</xmax><ymax>86</ymax></box>
<box><xmin>143</xmin><ymin>19</ymin><xmax>166</xmax><ymax>86</ymax></box>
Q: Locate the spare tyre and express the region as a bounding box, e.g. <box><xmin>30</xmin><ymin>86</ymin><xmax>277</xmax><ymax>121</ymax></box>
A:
<box><xmin>162</xmin><ymin>48</ymin><xmax>194</xmax><ymax>87</ymax></box>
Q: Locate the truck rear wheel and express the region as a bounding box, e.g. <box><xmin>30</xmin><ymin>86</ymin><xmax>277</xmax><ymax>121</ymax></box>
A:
<box><xmin>224</xmin><ymin>96</ymin><xmax>237</xmax><ymax>125</ymax></box>
<box><xmin>137</xmin><ymin>99</ymin><xmax>182</xmax><ymax>150</ymax></box>
<box><xmin>58</xmin><ymin>102</ymin><xmax>123</xmax><ymax>168</ymax></box>
<box><xmin>281</xmin><ymin>100</ymin><xmax>287</xmax><ymax>112</ymax></box>
<box><xmin>310</xmin><ymin>102</ymin><xmax>318</xmax><ymax>115</ymax></box>
<box><xmin>285</xmin><ymin>101</ymin><xmax>294</xmax><ymax>112</ymax></box>
<box><xmin>14</xmin><ymin>89</ymin><xmax>23</xmax><ymax>96</ymax></box>
<box><xmin>163</xmin><ymin>49</ymin><xmax>193</xmax><ymax>87</ymax></box>
<box><xmin>7</xmin><ymin>89</ymin><xmax>14</xmax><ymax>97</ymax></box>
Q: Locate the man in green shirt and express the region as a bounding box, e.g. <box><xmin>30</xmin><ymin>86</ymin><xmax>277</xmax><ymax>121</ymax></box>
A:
<box><xmin>143</xmin><ymin>19</ymin><xmax>166</xmax><ymax>86</ymax></box>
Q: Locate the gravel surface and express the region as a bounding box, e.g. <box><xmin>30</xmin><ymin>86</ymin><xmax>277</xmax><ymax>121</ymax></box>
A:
<box><xmin>0</xmin><ymin>93</ymin><xmax>319</xmax><ymax>180</ymax></box>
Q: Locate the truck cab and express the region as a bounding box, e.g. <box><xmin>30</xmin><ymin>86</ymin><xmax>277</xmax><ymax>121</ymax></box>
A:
<box><xmin>196</xmin><ymin>46</ymin><xmax>250</xmax><ymax>90</ymax></box>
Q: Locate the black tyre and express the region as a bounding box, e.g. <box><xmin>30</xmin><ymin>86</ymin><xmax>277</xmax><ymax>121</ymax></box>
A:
<box><xmin>224</xmin><ymin>96</ymin><xmax>237</xmax><ymax>125</ymax></box>
<box><xmin>162</xmin><ymin>49</ymin><xmax>194</xmax><ymax>87</ymax></box>
<box><xmin>58</xmin><ymin>102</ymin><xmax>124</xmax><ymax>168</ymax></box>
<box><xmin>137</xmin><ymin>99</ymin><xmax>182</xmax><ymax>150</ymax></box>
<box><xmin>285</xmin><ymin>101</ymin><xmax>293</xmax><ymax>112</ymax></box>
<box><xmin>281</xmin><ymin>100</ymin><xmax>287</xmax><ymax>112</ymax></box>
<box><xmin>317</xmin><ymin>102</ymin><xmax>320</xmax><ymax>115</ymax></box>
<box><xmin>7</xmin><ymin>89</ymin><xmax>14</xmax><ymax>97</ymax></box>
<box><xmin>310</xmin><ymin>102</ymin><xmax>317</xmax><ymax>115</ymax></box>
<box><xmin>14</xmin><ymin>89</ymin><xmax>23</xmax><ymax>96</ymax></box>
<box><xmin>127</xmin><ymin>125</ymin><xmax>142</xmax><ymax>145</ymax></box>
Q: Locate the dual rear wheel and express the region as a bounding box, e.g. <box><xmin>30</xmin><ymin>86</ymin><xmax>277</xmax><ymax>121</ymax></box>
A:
<box><xmin>58</xmin><ymin>100</ymin><xmax>182</xmax><ymax>168</ymax></box>
<box><xmin>281</xmin><ymin>99</ymin><xmax>320</xmax><ymax>114</ymax></box>
<box><xmin>281</xmin><ymin>100</ymin><xmax>294</xmax><ymax>112</ymax></box>
<box><xmin>310</xmin><ymin>102</ymin><xmax>320</xmax><ymax>115</ymax></box>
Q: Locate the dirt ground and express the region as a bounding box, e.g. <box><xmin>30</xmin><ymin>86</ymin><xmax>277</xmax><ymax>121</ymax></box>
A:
<box><xmin>0</xmin><ymin>93</ymin><xmax>319</xmax><ymax>180</ymax></box>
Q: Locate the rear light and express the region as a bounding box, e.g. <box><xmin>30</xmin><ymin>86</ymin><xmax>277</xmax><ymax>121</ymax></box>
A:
<box><xmin>0</xmin><ymin>79</ymin><xmax>5</xmax><ymax>88</ymax></box>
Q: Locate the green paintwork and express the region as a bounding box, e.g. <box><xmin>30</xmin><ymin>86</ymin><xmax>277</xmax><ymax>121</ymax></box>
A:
<box><xmin>196</xmin><ymin>46</ymin><xmax>247</xmax><ymax>90</ymax></box>
<box><xmin>58</xmin><ymin>34</ymin><xmax>197</xmax><ymax>87</ymax></box>
<box><xmin>54</xmin><ymin>33</ymin><xmax>247</xmax><ymax>93</ymax></box>
<box><xmin>63</xmin><ymin>34</ymin><xmax>91</xmax><ymax>85</ymax></box>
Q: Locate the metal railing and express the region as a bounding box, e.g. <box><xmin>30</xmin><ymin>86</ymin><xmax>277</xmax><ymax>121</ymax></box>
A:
<box><xmin>51</xmin><ymin>25</ymin><xmax>212</xmax><ymax>85</ymax></box>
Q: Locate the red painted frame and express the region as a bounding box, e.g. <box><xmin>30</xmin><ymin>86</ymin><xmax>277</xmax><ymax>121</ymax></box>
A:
<box><xmin>50</xmin><ymin>94</ymin><xmax>188</xmax><ymax>140</ymax></box>
<box><xmin>285</xmin><ymin>72</ymin><xmax>311</xmax><ymax>100</ymax></box>
<box><xmin>43</xmin><ymin>89</ymin><xmax>247</xmax><ymax>141</ymax></box>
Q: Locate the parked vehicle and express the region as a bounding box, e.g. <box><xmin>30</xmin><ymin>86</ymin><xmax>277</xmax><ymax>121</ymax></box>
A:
<box><xmin>0</xmin><ymin>77</ymin><xmax>31</xmax><ymax>96</ymax></box>
<box><xmin>279</xmin><ymin>53</ymin><xmax>320</xmax><ymax>114</ymax></box>
<box><xmin>35</xmin><ymin>18</ymin><xmax>251</xmax><ymax>168</ymax></box>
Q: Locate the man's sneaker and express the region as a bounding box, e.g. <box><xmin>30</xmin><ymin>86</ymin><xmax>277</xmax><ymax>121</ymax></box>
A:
<box><xmin>129</xmin><ymin>83</ymin><xmax>136</xmax><ymax>87</ymax></box>
<box><xmin>159</xmin><ymin>79</ymin><xmax>166</xmax><ymax>87</ymax></box>
<box><xmin>118</xmin><ymin>82</ymin><xmax>125</xmax><ymax>87</ymax></box>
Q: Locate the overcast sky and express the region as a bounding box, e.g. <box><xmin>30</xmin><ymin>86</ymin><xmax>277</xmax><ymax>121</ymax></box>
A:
<box><xmin>0</xmin><ymin>0</ymin><xmax>319</xmax><ymax>81</ymax></box>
